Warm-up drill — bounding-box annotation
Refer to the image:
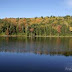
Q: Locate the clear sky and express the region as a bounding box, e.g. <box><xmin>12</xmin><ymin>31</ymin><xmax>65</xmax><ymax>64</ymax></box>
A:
<box><xmin>0</xmin><ymin>0</ymin><xmax>72</xmax><ymax>18</ymax></box>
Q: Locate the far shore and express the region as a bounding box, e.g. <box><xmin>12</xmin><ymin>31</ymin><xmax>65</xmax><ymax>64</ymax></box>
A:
<box><xmin>0</xmin><ymin>35</ymin><xmax>72</xmax><ymax>37</ymax></box>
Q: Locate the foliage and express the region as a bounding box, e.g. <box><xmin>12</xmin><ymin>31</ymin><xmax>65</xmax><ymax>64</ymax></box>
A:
<box><xmin>0</xmin><ymin>15</ymin><xmax>72</xmax><ymax>36</ymax></box>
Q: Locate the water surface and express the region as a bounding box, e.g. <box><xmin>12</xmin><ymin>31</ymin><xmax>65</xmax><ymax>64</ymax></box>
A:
<box><xmin>0</xmin><ymin>37</ymin><xmax>72</xmax><ymax>72</ymax></box>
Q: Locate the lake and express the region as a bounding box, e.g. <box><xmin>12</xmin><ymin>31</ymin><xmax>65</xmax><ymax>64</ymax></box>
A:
<box><xmin>0</xmin><ymin>37</ymin><xmax>72</xmax><ymax>72</ymax></box>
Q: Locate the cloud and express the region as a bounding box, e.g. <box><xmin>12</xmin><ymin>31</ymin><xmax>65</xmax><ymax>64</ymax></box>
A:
<box><xmin>65</xmin><ymin>0</ymin><xmax>72</xmax><ymax>7</ymax></box>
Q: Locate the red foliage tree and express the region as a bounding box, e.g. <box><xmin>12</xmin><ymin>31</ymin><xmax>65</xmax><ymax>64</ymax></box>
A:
<box><xmin>57</xmin><ymin>25</ymin><xmax>62</xmax><ymax>33</ymax></box>
<box><xmin>29</xmin><ymin>28</ymin><xmax>34</xmax><ymax>32</ymax></box>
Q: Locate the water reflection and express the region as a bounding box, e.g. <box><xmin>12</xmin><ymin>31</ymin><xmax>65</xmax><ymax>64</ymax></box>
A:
<box><xmin>0</xmin><ymin>37</ymin><xmax>72</xmax><ymax>56</ymax></box>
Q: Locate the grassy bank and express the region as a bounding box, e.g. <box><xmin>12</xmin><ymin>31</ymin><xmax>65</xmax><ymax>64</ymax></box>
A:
<box><xmin>0</xmin><ymin>35</ymin><xmax>72</xmax><ymax>37</ymax></box>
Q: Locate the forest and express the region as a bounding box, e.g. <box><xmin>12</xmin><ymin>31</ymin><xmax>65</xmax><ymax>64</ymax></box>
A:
<box><xmin>0</xmin><ymin>15</ymin><xmax>72</xmax><ymax>36</ymax></box>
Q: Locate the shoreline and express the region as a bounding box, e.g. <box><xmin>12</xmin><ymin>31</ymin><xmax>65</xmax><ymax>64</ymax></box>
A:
<box><xmin>0</xmin><ymin>35</ymin><xmax>72</xmax><ymax>37</ymax></box>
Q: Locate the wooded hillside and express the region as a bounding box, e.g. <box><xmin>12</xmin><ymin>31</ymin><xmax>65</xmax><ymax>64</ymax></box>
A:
<box><xmin>0</xmin><ymin>15</ymin><xmax>72</xmax><ymax>36</ymax></box>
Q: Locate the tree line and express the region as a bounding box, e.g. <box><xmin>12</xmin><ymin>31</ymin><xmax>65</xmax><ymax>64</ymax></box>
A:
<box><xmin>0</xmin><ymin>15</ymin><xmax>72</xmax><ymax>36</ymax></box>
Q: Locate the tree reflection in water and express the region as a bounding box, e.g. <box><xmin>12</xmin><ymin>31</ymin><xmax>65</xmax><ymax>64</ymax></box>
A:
<box><xmin>0</xmin><ymin>37</ymin><xmax>72</xmax><ymax>56</ymax></box>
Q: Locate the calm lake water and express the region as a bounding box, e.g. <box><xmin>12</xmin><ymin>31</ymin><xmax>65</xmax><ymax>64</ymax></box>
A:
<box><xmin>0</xmin><ymin>37</ymin><xmax>72</xmax><ymax>72</ymax></box>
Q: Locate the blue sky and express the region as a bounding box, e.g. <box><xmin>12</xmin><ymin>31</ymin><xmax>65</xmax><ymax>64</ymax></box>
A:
<box><xmin>0</xmin><ymin>0</ymin><xmax>72</xmax><ymax>18</ymax></box>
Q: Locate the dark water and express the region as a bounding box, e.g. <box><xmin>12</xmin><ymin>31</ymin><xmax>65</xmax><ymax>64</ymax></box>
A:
<box><xmin>0</xmin><ymin>37</ymin><xmax>72</xmax><ymax>72</ymax></box>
